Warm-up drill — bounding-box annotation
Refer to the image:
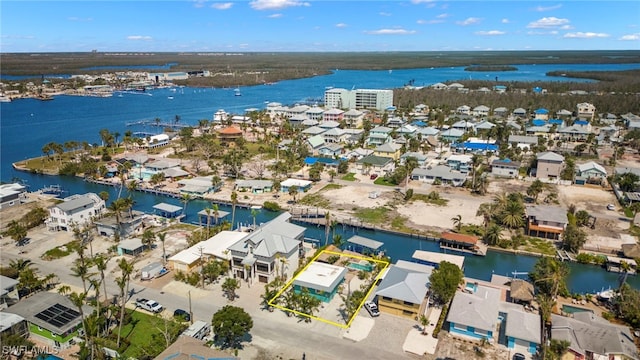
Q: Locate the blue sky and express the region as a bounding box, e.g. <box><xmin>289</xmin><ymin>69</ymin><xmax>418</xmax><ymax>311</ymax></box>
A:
<box><xmin>2</xmin><ymin>1</ymin><xmax>639</xmax><ymax>52</ymax></box>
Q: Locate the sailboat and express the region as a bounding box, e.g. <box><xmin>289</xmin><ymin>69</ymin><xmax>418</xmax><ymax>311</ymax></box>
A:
<box><xmin>234</xmin><ymin>86</ymin><xmax>241</xmax><ymax>96</ymax></box>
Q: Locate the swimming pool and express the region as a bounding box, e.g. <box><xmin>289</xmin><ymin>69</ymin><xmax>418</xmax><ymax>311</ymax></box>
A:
<box><xmin>465</xmin><ymin>282</ymin><xmax>478</xmax><ymax>293</ymax></box>
<box><xmin>562</xmin><ymin>304</ymin><xmax>593</xmax><ymax>314</ymax></box>
<box><xmin>348</xmin><ymin>261</ymin><xmax>373</xmax><ymax>272</ymax></box>
<box><xmin>36</xmin><ymin>355</ymin><xmax>64</xmax><ymax>360</ymax></box>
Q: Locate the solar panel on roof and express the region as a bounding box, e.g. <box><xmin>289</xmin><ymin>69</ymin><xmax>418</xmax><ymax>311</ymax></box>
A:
<box><xmin>35</xmin><ymin>303</ymin><xmax>80</xmax><ymax>329</ymax></box>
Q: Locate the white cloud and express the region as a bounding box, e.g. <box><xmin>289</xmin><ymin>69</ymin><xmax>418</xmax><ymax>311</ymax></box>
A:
<box><xmin>456</xmin><ymin>17</ymin><xmax>481</xmax><ymax>26</ymax></box>
<box><xmin>249</xmin><ymin>0</ymin><xmax>310</xmax><ymax>10</ymax></box>
<box><xmin>67</xmin><ymin>16</ymin><xmax>93</xmax><ymax>22</ymax></box>
<box><xmin>1</xmin><ymin>35</ymin><xmax>35</xmax><ymax>39</ymax></box>
<box><xmin>534</xmin><ymin>4</ymin><xmax>562</xmax><ymax>12</ymax></box>
<box><xmin>211</xmin><ymin>2</ymin><xmax>233</xmax><ymax>10</ymax></box>
<box><xmin>365</xmin><ymin>28</ymin><xmax>417</xmax><ymax>35</ymax></box>
<box><xmin>620</xmin><ymin>33</ymin><xmax>640</xmax><ymax>41</ymax></box>
<box><xmin>379</xmin><ymin>12</ymin><xmax>392</xmax><ymax>16</ymax></box>
<box><xmin>475</xmin><ymin>30</ymin><xmax>506</xmax><ymax>36</ymax></box>
<box><xmin>267</xmin><ymin>13</ymin><xmax>283</xmax><ymax>18</ymax></box>
<box><xmin>501</xmin><ymin>18</ymin><xmax>509</xmax><ymax>24</ymax></box>
<box><xmin>527</xmin><ymin>17</ymin><xmax>570</xmax><ymax>28</ymax></box>
<box><xmin>564</xmin><ymin>32</ymin><xmax>610</xmax><ymax>38</ymax></box>
<box><xmin>436</xmin><ymin>13</ymin><xmax>449</xmax><ymax>19</ymax></box>
<box><xmin>560</xmin><ymin>25</ymin><xmax>573</xmax><ymax>30</ymax></box>
<box><xmin>193</xmin><ymin>0</ymin><xmax>206</xmax><ymax>8</ymax></box>
<box><xmin>335</xmin><ymin>23</ymin><xmax>347</xmax><ymax>28</ymax></box>
<box><xmin>526</xmin><ymin>30</ymin><xmax>558</xmax><ymax>36</ymax></box>
<box><xmin>127</xmin><ymin>35</ymin><xmax>152</xmax><ymax>41</ymax></box>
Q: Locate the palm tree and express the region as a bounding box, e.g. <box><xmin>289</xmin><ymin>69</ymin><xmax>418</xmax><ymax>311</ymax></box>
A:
<box><xmin>69</xmin><ymin>291</ymin><xmax>90</xmax><ymax>345</ymax></box>
<box><xmin>328</xmin><ymin>169</ymin><xmax>337</xmax><ymax>182</ymax></box>
<box><xmin>619</xmin><ymin>261</ymin><xmax>632</xmax><ymax>289</ymax></box>
<box><xmin>500</xmin><ymin>200</ymin><xmax>525</xmax><ymax>229</ymax></box>
<box><xmin>93</xmin><ymin>255</ymin><xmax>110</xmax><ymax>303</ymax></box>
<box><xmin>451</xmin><ymin>214</ymin><xmax>462</xmax><ymax>232</ymax></box>
<box><xmin>419</xmin><ymin>314</ymin><xmax>429</xmax><ymax>335</ymax></box>
<box><xmin>212</xmin><ymin>203</ymin><xmax>220</xmax><ymax>225</ymax></box>
<box><xmin>250</xmin><ymin>208</ymin><xmax>258</xmax><ymax>229</ymax></box>
<box><xmin>483</xmin><ymin>223</ymin><xmax>502</xmax><ymax>246</ymax></box>
<box><xmin>288</xmin><ymin>185</ymin><xmax>299</xmax><ymax>203</ymax></box>
<box><xmin>157</xmin><ymin>232</ymin><xmax>167</xmax><ymax>265</ymax></box>
<box><xmin>222</xmin><ymin>277</ymin><xmax>240</xmax><ymax>301</ymax></box>
<box><xmin>9</xmin><ymin>258</ymin><xmax>32</xmax><ymax>273</ymax></box>
<box><xmin>324</xmin><ymin>211</ymin><xmax>331</xmax><ymax>246</ymax></box>
<box><xmin>180</xmin><ymin>193</ymin><xmax>192</xmax><ymax>218</ymax></box>
<box><xmin>476</xmin><ymin>202</ymin><xmax>495</xmax><ymax>232</ymax></box>
<box><xmin>141</xmin><ymin>229</ymin><xmax>155</xmax><ymax>250</ymax></box>
<box><xmin>230</xmin><ymin>191</ymin><xmax>238</xmax><ymax>230</ymax></box>
<box><xmin>116</xmin><ymin>258</ymin><xmax>133</xmax><ymax>348</ymax></box>
<box><xmin>70</xmin><ymin>259</ymin><xmax>93</xmax><ymax>295</ymax></box>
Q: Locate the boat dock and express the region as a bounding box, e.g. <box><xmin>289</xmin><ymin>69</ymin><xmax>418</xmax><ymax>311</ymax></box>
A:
<box><xmin>605</xmin><ymin>256</ymin><xmax>637</xmax><ymax>275</ymax></box>
<box><xmin>557</xmin><ymin>250</ymin><xmax>575</xmax><ymax>262</ymax></box>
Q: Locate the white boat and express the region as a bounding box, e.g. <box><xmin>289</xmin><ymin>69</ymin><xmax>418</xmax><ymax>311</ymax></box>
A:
<box><xmin>167</xmin><ymin>96</ymin><xmax>174</xmax><ymax>100</ymax></box>
<box><xmin>234</xmin><ymin>87</ymin><xmax>241</xmax><ymax>96</ymax></box>
<box><xmin>0</xmin><ymin>95</ymin><xmax>11</xmax><ymax>102</ymax></box>
<box><xmin>596</xmin><ymin>287</ymin><xmax>616</xmax><ymax>301</ymax></box>
<box><xmin>250</xmin><ymin>205</ymin><xmax>262</xmax><ymax>210</ymax></box>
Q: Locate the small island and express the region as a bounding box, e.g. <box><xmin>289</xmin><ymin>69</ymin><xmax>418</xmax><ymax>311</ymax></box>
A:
<box><xmin>464</xmin><ymin>65</ymin><xmax>518</xmax><ymax>72</ymax></box>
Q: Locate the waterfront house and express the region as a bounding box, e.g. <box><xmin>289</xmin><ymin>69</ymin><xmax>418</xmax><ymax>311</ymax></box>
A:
<box><xmin>178</xmin><ymin>175</ymin><xmax>220</xmax><ymax>195</ymax></box>
<box><xmin>145</xmin><ymin>158</ymin><xmax>181</xmax><ymax>172</ymax></box>
<box><xmin>448</xmin><ymin>83</ymin><xmax>465</xmax><ymax>91</ymax></box>
<box><xmin>144</xmin><ymin>133</ymin><xmax>170</xmax><ymax>149</ymax></box>
<box><xmin>508</xmin><ymin>135</ymin><xmax>538</xmax><ymax>151</ymax></box>
<box><xmin>228</xmin><ymin>213</ymin><xmax>304</xmax><ymax>283</ymax></box>
<box><xmin>286</xmin><ymin>105</ymin><xmax>311</xmax><ymax>118</ymax></box>
<box><xmin>0</xmin><ymin>183</ymin><xmax>27</xmax><ymax>210</ymax></box>
<box><xmin>8</xmin><ymin>292</ymin><xmax>93</xmax><ymax>350</ymax></box>
<box><xmin>525</xmin><ymin>205</ymin><xmax>568</xmax><ymax>240</ymax></box>
<box><xmin>169</xmin><ymin>231</ymin><xmax>248</xmax><ymax>273</ymax></box>
<box><xmin>575</xmin><ymin>161</ymin><xmax>607</xmax><ymax>185</ymax></box>
<box><xmin>235</xmin><ymin>179</ymin><xmax>273</xmax><ymax>194</ymax></box>
<box><xmin>217</xmin><ymin>125</ymin><xmax>243</xmax><ymax>143</ymax></box>
<box><xmin>504</xmin><ymin>307</ymin><xmax>540</xmax><ymax>354</ymax></box>
<box><xmin>153</xmin><ymin>203</ymin><xmax>183</xmax><ymax>219</ymax></box>
<box><xmin>550</xmin><ymin>312</ymin><xmax>639</xmax><ymax>360</ymax></box>
<box><xmin>491</xmin><ymin>159</ymin><xmax>521</xmax><ymax>178</ymax></box>
<box><xmin>47</xmin><ymin>193</ymin><xmax>105</xmax><ymax>232</ymax></box>
<box><xmin>375</xmin><ymin>261</ymin><xmax>432</xmax><ymax>319</ymax></box>
<box><xmin>430</xmin><ymin>82</ymin><xmax>448</xmax><ymax>90</ymax></box>
<box><xmin>280</xmin><ymin>178</ymin><xmax>313</xmax><ymax>193</ymax></box>
<box><xmin>288</xmin><ymin>114</ymin><xmax>307</xmax><ymax>127</ymax></box>
<box><xmin>447</xmin><ymin>284</ymin><xmax>501</xmax><ymax>342</ymax></box>
<box><xmin>322</xmin><ymin>109</ymin><xmax>344</xmax><ymax>123</ymax></box>
<box><xmin>440</xmin><ymin>232</ymin><xmax>485</xmax><ymax>255</ymax></box>
<box><xmin>576</xmin><ymin>102</ymin><xmax>596</xmax><ymax>121</ymax></box>
<box><xmin>356</xmin><ymin>155</ymin><xmax>395</xmax><ymax>176</ymax></box>
<box><xmin>95</xmin><ymin>210</ymin><xmax>145</xmax><ymax>238</ymax></box>
<box><xmin>411</xmin><ymin>166</ymin><xmax>467</xmax><ymax>187</ymax></box>
<box><xmin>367</xmin><ymin>126</ymin><xmax>392</xmax><ymax>146</ymax></box>
<box><xmin>305</xmin><ymin>106</ymin><xmax>324</xmax><ymax>121</ymax></box>
<box><xmin>0</xmin><ymin>275</ymin><xmax>19</xmax><ymax>308</ymax></box>
<box><xmin>155</xmin><ymin>336</ymin><xmax>236</xmax><ymax>360</ymax></box>
<box><xmin>293</xmin><ymin>262</ymin><xmax>346</xmax><ymax>302</ymax></box>
<box><xmin>411</xmin><ymin>250</ymin><xmax>465</xmax><ymax>270</ymax></box>
<box><xmin>373</xmin><ymin>142</ymin><xmax>402</xmax><ymax>161</ymax></box>
<box><xmin>301</xmin><ymin>119</ymin><xmax>319</xmax><ymax>128</ymax></box>
<box><xmin>535</xmin><ymin>151</ymin><xmax>565</xmax><ymax>180</ymax></box>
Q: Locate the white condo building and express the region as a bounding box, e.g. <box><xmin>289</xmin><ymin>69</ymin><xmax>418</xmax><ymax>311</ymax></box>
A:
<box><xmin>324</xmin><ymin>88</ymin><xmax>393</xmax><ymax>111</ymax></box>
<box><xmin>47</xmin><ymin>193</ymin><xmax>106</xmax><ymax>232</ymax></box>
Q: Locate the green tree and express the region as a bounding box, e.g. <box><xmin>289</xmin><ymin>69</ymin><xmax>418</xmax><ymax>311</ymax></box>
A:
<box><xmin>450</xmin><ymin>214</ymin><xmax>462</xmax><ymax>232</ymax></box>
<box><xmin>526</xmin><ymin>179</ymin><xmax>546</xmax><ymax>203</ymax></box>
<box><xmin>616</xmin><ymin>172</ymin><xmax>639</xmax><ymax>192</ymax></box>
<box><xmin>6</xmin><ymin>220</ymin><xmax>27</xmax><ymax>244</ymax></box>
<box><xmin>499</xmin><ymin>200</ymin><xmax>525</xmax><ymax>229</ymax></box>
<box><xmin>115</xmin><ymin>258</ymin><xmax>133</xmax><ymax>348</ymax></box>
<box><xmin>157</xmin><ymin>232</ymin><xmax>167</xmax><ymax>265</ymax></box>
<box><xmin>211</xmin><ymin>305</ymin><xmax>253</xmax><ymax>349</ymax></box>
<box><xmin>429</xmin><ymin>261</ymin><xmax>464</xmax><ymax>305</ymax></box>
<box><xmin>222</xmin><ymin>277</ymin><xmax>240</xmax><ymax>301</ymax></box>
<box><xmin>529</xmin><ymin>257</ymin><xmax>569</xmax><ymax>299</ymax></box>
<box><xmin>141</xmin><ymin>229</ymin><xmax>156</xmax><ymax>250</ymax></box>
<box><xmin>230</xmin><ymin>191</ymin><xmax>238</xmax><ymax>229</ymax></box>
<box><xmin>618</xmin><ymin>284</ymin><xmax>640</xmax><ymax>328</ymax></box>
<box><xmin>288</xmin><ymin>185</ymin><xmax>299</xmax><ymax>203</ymax></box>
<box><xmin>483</xmin><ymin>223</ymin><xmax>502</xmax><ymax>246</ymax></box>
<box><xmin>261</xmin><ymin>278</ymin><xmax>283</xmax><ymax>312</ymax></box>
<box><xmin>562</xmin><ymin>224</ymin><xmax>587</xmax><ymax>252</ymax></box>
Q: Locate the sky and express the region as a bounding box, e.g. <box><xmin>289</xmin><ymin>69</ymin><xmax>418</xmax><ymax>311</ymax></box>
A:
<box><xmin>1</xmin><ymin>0</ymin><xmax>639</xmax><ymax>52</ymax></box>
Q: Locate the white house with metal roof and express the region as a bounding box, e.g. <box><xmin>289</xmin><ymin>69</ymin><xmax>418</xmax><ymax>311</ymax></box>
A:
<box><xmin>411</xmin><ymin>166</ymin><xmax>467</xmax><ymax>187</ymax></box>
<box><xmin>46</xmin><ymin>193</ymin><xmax>105</xmax><ymax>232</ymax></box>
<box><xmin>293</xmin><ymin>262</ymin><xmax>346</xmax><ymax>302</ymax></box>
<box><xmin>503</xmin><ymin>305</ymin><xmax>541</xmax><ymax>354</ymax></box>
<box><xmin>0</xmin><ymin>275</ymin><xmax>19</xmax><ymax>308</ymax></box>
<box><xmin>169</xmin><ymin>231</ymin><xmax>248</xmax><ymax>273</ymax></box>
<box><xmin>0</xmin><ymin>183</ymin><xmax>27</xmax><ymax>210</ymax></box>
<box><xmin>575</xmin><ymin>161</ymin><xmax>607</xmax><ymax>184</ymax></box>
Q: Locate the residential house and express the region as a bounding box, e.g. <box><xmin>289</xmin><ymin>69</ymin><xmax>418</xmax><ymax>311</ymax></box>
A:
<box><xmin>411</xmin><ymin>166</ymin><xmax>467</xmax><ymax>187</ymax></box>
<box><xmin>343</xmin><ymin>148</ymin><xmax>373</xmax><ymax>161</ymax></box>
<box><xmin>94</xmin><ymin>210</ymin><xmax>145</xmax><ymax>238</ymax></box>
<box><xmin>373</xmin><ymin>142</ymin><xmax>402</xmax><ymax>161</ymax></box>
<box><xmin>525</xmin><ymin>205</ymin><xmax>568</xmax><ymax>240</ymax></box>
<box><xmin>317</xmin><ymin>143</ymin><xmax>343</xmax><ymax>157</ymax></box>
<box><xmin>367</xmin><ymin>126</ymin><xmax>392</xmax><ymax>146</ymax></box>
<box><xmin>301</xmin><ymin>119</ymin><xmax>319</xmax><ymax>128</ymax></box>
<box><xmin>318</xmin><ymin>120</ymin><xmax>341</xmax><ymax>129</ymax></box>
<box><xmin>476</xmin><ymin>87</ymin><xmax>491</xmax><ymax>94</ymax></box>
<box><xmin>0</xmin><ymin>275</ymin><xmax>19</xmax><ymax>308</ymax></box>
<box><xmin>0</xmin><ymin>313</ymin><xmax>28</xmax><ymax>339</ymax></box>
<box><xmin>454</xmin><ymin>139</ymin><xmax>498</xmax><ymax>154</ymax></box>
<box><xmin>575</xmin><ymin>161</ymin><xmax>607</xmax><ymax>185</ymax></box>
<box><xmin>145</xmin><ymin>133</ymin><xmax>170</xmax><ymax>149</ymax></box>
<box><xmin>473</xmin><ymin>105</ymin><xmax>490</xmax><ymax>117</ymax></box>
<box><xmin>343</xmin><ymin>109</ymin><xmax>364</xmax><ymax>128</ymax></box>
<box><xmin>386</xmin><ymin>116</ymin><xmax>404</xmax><ymax>128</ymax></box>
<box><xmin>504</xmin><ymin>307</ymin><xmax>541</xmax><ymax>355</ymax></box>
<box><xmin>556</xmin><ymin>109</ymin><xmax>573</xmax><ymax>118</ymax></box>
<box><xmin>305</xmin><ymin>106</ymin><xmax>324</xmax><ymax>121</ymax></box>
<box><xmin>451</xmin><ymin>120</ymin><xmax>474</xmax><ymax>132</ymax></box>
<box><xmin>439</xmin><ymin>128</ymin><xmax>465</xmax><ymax>143</ymax></box>
<box><xmin>117</xmin><ymin>238</ymin><xmax>146</xmax><ymax>256</ymax></box>
<box><xmin>526</xmin><ymin>124</ymin><xmax>552</xmax><ymax>137</ymax></box>
<box><xmin>217</xmin><ymin>126</ymin><xmax>243</xmax><ymax>143</ymax></box>
<box><xmin>598</xmin><ymin>125</ymin><xmax>620</xmax><ymax>142</ymax></box>
<box><xmin>419</xmin><ymin>126</ymin><xmax>440</xmax><ymax>137</ymax></box>
<box><xmin>228</xmin><ymin>212</ymin><xmax>304</xmax><ymax>283</ymax></box>
<box><xmin>357</xmin><ymin>155</ymin><xmax>395</xmax><ymax>175</ymax></box>
<box><xmin>493</xmin><ymin>107</ymin><xmax>509</xmax><ymax>117</ymax></box>
<box><xmin>446</xmin><ymin>154</ymin><xmax>473</xmax><ymax>173</ymax></box>
<box><xmin>178</xmin><ymin>175</ymin><xmax>220</xmax><ymax>195</ymax></box>
<box><xmin>302</xmin><ymin>126</ymin><xmax>326</xmax><ymax>137</ymax></box>
<box><xmin>535</xmin><ymin>152</ymin><xmax>565</xmax><ymax>180</ymax></box>
<box><xmin>397</xmin><ymin>124</ymin><xmax>418</xmax><ymax>138</ymax></box>
<box><xmin>548</xmin><ymin>118</ymin><xmax>565</xmax><ymax>128</ymax></box>
<box><xmin>448</xmin><ymin>83</ymin><xmax>465</xmax><ymax>91</ymax></box>
<box><xmin>47</xmin><ymin>193</ymin><xmax>105</xmax><ymax>232</ymax></box>
<box><xmin>322</xmin><ymin>109</ymin><xmax>344</xmax><ymax>123</ymax></box>
<box><xmin>307</xmin><ymin>134</ymin><xmax>325</xmax><ymax>155</ymax></box>
<box><xmin>235</xmin><ymin>180</ymin><xmax>273</xmax><ymax>194</ymax></box>
<box><xmin>281</xmin><ymin>179</ymin><xmax>312</xmax><ymax>194</ymax></box>
<box><xmin>154</xmin><ymin>337</ymin><xmax>237</xmax><ymax>360</ymax></box>
<box><xmin>169</xmin><ymin>231</ymin><xmax>248</xmax><ymax>273</ymax></box>
<box><xmin>322</xmin><ymin>127</ymin><xmax>347</xmax><ymax>144</ymax></box>
<box><xmin>286</xmin><ymin>105</ymin><xmax>310</xmax><ymax>118</ymax></box>
<box><xmin>456</xmin><ymin>105</ymin><xmax>471</xmax><ymax>115</ymax></box>
<box><xmin>288</xmin><ymin>114</ymin><xmax>308</xmax><ymax>127</ymax></box>
<box><xmin>293</xmin><ymin>262</ymin><xmax>346</xmax><ymax>302</ymax></box>
<box><xmin>474</xmin><ymin>120</ymin><xmax>496</xmax><ymax>133</ymax></box>
<box><xmin>512</xmin><ymin>108</ymin><xmax>527</xmax><ymax>118</ymax></box>
<box><xmin>558</xmin><ymin>125</ymin><xmax>592</xmax><ymax>142</ymax></box>
<box><xmin>447</xmin><ymin>284</ymin><xmax>501</xmax><ymax>341</ymax></box>
<box><xmin>430</xmin><ymin>82</ymin><xmax>448</xmax><ymax>90</ymax></box>
<box><xmin>576</xmin><ymin>102</ymin><xmax>596</xmax><ymax>121</ymax></box>
<box><xmin>533</xmin><ymin>108</ymin><xmax>549</xmax><ymax>120</ymax></box>
<box><xmin>440</xmin><ymin>232</ymin><xmax>485</xmax><ymax>255</ymax></box>
<box><xmin>8</xmin><ymin>292</ymin><xmax>93</xmax><ymax>350</ymax></box>
<box><xmin>0</xmin><ymin>183</ymin><xmax>27</xmax><ymax>210</ymax></box>
<box><xmin>375</xmin><ymin>261</ymin><xmax>432</xmax><ymax>319</ymax></box>
<box><xmin>551</xmin><ymin>312</ymin><xmax>639</xmax><ymax>360</ymax></box>
<box><xmin>508</xmin><ymin>135</ymin><xmax>538</xmax><ymax>151</ymax></box>
<box><xmin>145</xmin><ymin>158</ymin><xmax>181</xmax><ymax>172</ymax></box>
<box><xmin>400</xmin><ymin>152</ymin><xmax>429</xmax><ymax>167</ymax></box>
<box><xmin>491</xmin><ymin>159</ymin><xmax>521</xmax><ymax>178</ymax></box>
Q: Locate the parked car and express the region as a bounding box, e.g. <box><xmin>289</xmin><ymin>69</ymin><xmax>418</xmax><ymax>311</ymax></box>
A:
<box><xmin>513</xmin><ymin>353</ymin><xmax>526</xmax><ymax>360</ymax></box>
<box><xmin>363</xmin><ymin>301</ymin><xmax>380</xmax><ymax>317</ymax></box>
<box><xmin>135</xmin><ymin>298</ymin><xmax>163</xmax><ymax>313</ymax></box>
<box><xmin>607</xmin><ymin>204</ymin><xmax>616</xmax><ymax>211</ymax></box>
<box><xmin>370</xmin><ymin>174</ymin><xmax>378</xmax><ymax>180</ymax></box>
<box><xmin>173</xmin><ymin>309</ymin><xmax>191</xmax><ymax>322</ymax></box>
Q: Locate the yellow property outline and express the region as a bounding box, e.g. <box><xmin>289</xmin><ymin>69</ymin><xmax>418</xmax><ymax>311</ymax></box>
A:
<box><xmin>268</xmin><ymin>249</ymin><xmax>390</xmax><ymax>328</ymax></box>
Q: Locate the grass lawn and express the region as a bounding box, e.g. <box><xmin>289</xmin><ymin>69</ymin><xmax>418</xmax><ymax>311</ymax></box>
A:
<box><xmin>320</xmin><ymin>184</ymin><xmax>342</xmax><ymax>191</ymax></box>
<box><xmin>374</xmin><ymin>177</ymin><xmax>396</xmax><ymax>186</ymax></box>
<box><xmin>163</xmin><ymin>223</ymin><xmax>198</xmax><ymax>232</ymax></box>
<box><xmin>354</xmin><ymin>207</ymin><xmax>390</xmax><ymax>223</ymax></box>
<box><xmin>41</xmin><ymin>241</ymin><xmax>79</xmax><ymax>260</ymax></box>
<box><xmin>522</xmin><ymin>237</ymin><xmax>557</xmax><ymax>256</ymax></box>
<box><xmin>411</xmin><ymin>193</ymin><xmax>449</xmax><ymax>206</ymax></box>
<box><xmin>120</xmin><ymin>310</ymin><xmax>186</xmax><ymax>359</ymax></box>
<box><xmin>297</xmin><ymin>193</ymin><xmax>331</xmax><ymax>208</ymax></box>
<box><xmin>341</xmin><ymin>173</ymin><xmax>356</xmax><ymax>181</ymax></box>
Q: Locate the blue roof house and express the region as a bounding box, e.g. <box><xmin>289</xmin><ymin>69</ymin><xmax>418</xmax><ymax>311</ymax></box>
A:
<box><xmin>533</xmin><ymin>108</ymin><xmax>549</xmax><ymax>120</ymax></box>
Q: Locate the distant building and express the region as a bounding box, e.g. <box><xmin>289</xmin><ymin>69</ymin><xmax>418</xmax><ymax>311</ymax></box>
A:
<box><xmin>576</xmin><ymin>102</ymin><xmax>596</xmax><ymax>121</ymax></box>
<box><xmin>324</xmin><ymin>88</ymin><xmax>393</xmax><ymax>111</ymax></box>
<box><xmin>47</xmin><ymin>193</ymin><xmax>105</xmax><ymax>232</ymax></box>
<box><xmin>0</xmin><ymin>183</ymin><xmax>27</xmax><ymax>210</ymax></box>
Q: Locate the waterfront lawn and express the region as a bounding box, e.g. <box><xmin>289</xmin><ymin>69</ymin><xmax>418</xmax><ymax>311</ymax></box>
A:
<box><xmin>162</xmin><ymin>223</ymin><xmax>198</xmax><ymax>232</ymax></box>
<box><xmin>341</xmin><ymin>173</ymin><xmax>356</xmax><ymax>181</ymax></box>
<box><xmin>522</xmin><ymin>237</ymin><xmax>557</xmax><ymax>256</ymax></box>
<box><xmin>41</xmin><ymin>240</ymin><xmax>79</xmax><ymax>260</ymax></box>
<box><xmin>297</xmin><ymin>193</ymin><xmax>331</xmax><ymax>208</ymax></box>
<box><xmin>320</xmin><ymin>184</ymin><xmax>342</xmax><ymax>191</ymax></box>
<box><xmin>411</xmin><ymin>193</ymin><xmax>449</xmax><ymax>206</ymax></box>
<box><xmin>120</xmin><ymin>310</ymin><xmax>186</xmax><ymax>359</ymax></box>
<box><xmin>373</xmin><ymin>177</ymin><xmax>396</xmax><ymax>186</ymax></box>
<box><xmin>354</xmin><ymin>207</ymin><xmax>390</xmax><ymax>224</ymax></box>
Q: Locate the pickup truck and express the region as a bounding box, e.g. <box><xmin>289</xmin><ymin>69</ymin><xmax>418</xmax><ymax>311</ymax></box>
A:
<box><xmin>135</xmin><ymin>298</ymin><xmax>163</xmax><ymax>313</ymax></box>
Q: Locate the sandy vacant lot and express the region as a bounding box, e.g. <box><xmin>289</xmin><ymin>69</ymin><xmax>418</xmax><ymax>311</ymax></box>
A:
<box><xmin>397</xmin><ymin>198</ymin><xmax>484</xmax><ymax>229</ymax></box>
<box><xmin>322</xmin><ymin>185</ymin><xmax>395</xmax><ymax>209</ymax></box>
<box><xmin>556</xmin><ymin>185</ymin><xmax>617</xmax><ymax>212</ymax></box>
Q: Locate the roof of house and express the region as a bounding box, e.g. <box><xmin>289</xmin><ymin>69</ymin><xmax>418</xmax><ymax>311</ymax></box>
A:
<box><xmin>441</xmin><ymin>232</ymin><xmax>478</xmax><ymax>245</ymax></box>
<box><xmin>281</xmin><ymin>178</ymin><xmax>313</xmax><ymax>187</ymax></box>
<box><xmin>56</xmin><ymin>193</ymin><xmax>100</xmax><ymax>212</ymax></box>
<box><xmin>492</xmin><ymin>159</ymin><xmax>521</xmax><ymax>168</ymax></box>
<box><xmin>293</xmin><ymin>262</ymin><xmax>347</xmax><ymax>292</ymax></box>
<box><xmin>508</xmin><ymin>135</ymin><xmax>538</xmax><ymax>144</ymax></box>
<box><xmin>475</xmin><ymin>121</ymin><xmax>496</xmax><ymax>129</ymax></box>
<box><xmin>401</xmin><ymin>151</ymin><xmax>428</xmax><ymax>161</ymax></box>
<box><xmin>537</xmin><ymin>151</ymin><xmax>565</xmax><ymax>162</ymax></box>
<box><xmin>118</xmin><ymin>238</ymin><xmax>145</xmax><ymax>251</ymax></box>
<box><xmin>505</xmin><ymin>308</ymin><xmax>541</xmax><ymax>344</ymax></box>
<box><xmin>229</xmin><ymin>226</ymin><xmax>301</xmax><ymax>258</ymax></box>
<box><xmin>153</xmin><ymin>202</ymin><xmax>182</xmax><ymax>213</ymax></box>
<box><xmin>163</xmin><ymin>167</ymin><xmax>190</xmax><ymax>178</ymax></box>
<box><xmin>447</xmin><ymin>285</ymin><xmax>501</xmax><ymax>331</ymax></box>
<box><xmin>357</xmin><ymin>154</ymin><xmax>394</xmax><ymax>167</ymax></box>
<box><xmin>419</xmin><ymin>127</ymin><xmax>440</xmax><ymax>136</ymax></box>
<box><xmin>526</xmin><ymin>205</ymin><xmax>568</xmax><ymax>225</ymax></box>
<box><xmin>307</xmin><ymin>134</ymin><xmax>325</xmax><ymax>148</ymax></box>
<box><xmin>370</xmin><ymin>126</ymin><xmax>392</xmax><ymax>133</ymax></box>
<box><xmin>0</xmin><ymin>312</ymin><xmax>25</xmax><ymax>333</ymax></box>
<box><xmin>375</xmin><ymin>142</ymin><xmax>401</xmax><ymax>153</ymax></box>
<box><xmin>510</xmin><ymin>279</ymin><xmax>535</xmax><ymax>302</ymax></box>
<box><xmin>375</xmin><ymin>264</ymin><xmax>431</xmax><ymax>305</ymax></box>
<box><xmin>302</xmin><ymin>126</ymin><xmax>326</xmax><ymax>135</ymax></box>
<box><xmin>411</xmin><ymin>250</ymin><xmax>465</xmax><ymax>269</ymax></box>
<box><xmin>534</xmin><ymin>108</ymin><xmax>549</xmax><ymax>114</ymax></box>
<box><xmin>347</xmin><ymin>235</ymin><xmax>384</xmax><ymax>250</ymax></box>
<box><xmin>0</xmin><ymin>275</ymin><xmax>18</xmax><ymax>294</ymax></box>
<box><xmin>235</xmin><ymin>179</ymin><xmax>273</xmax><ymax>189</ymax></box>
<box><xmin>440</xmin><ymin>128</ymin><xmax>465</xmax><ymax>137</ymax></box>
<box><xmin>217</xmin><ymin>125</ymin><xmax>243</xmax><ymax>135</ymax></box>
<box><xmin>513</xmin><ymin>108</ymin><xmax>527</xmax><ymax>114</ymax></box>
<box><xmin>551</xmin><ymin>313</ymin><xmax>639</xmax><ymax>359</ymax></box>
<box><xmin>8</xmin><ymin>292</ymin><xmax>93</xmax><ymax>335</ymax></box>
<box><xmin>154</xmin><ymin>336</ymin><xmax>238</xmax><ymax>360</ymax></box>
<box><xmin>411</xmin><ymin>166</ymin><xmax>467</xmax><ymax>181</ymax></box>
<box><xmin>578</xmin><ymin>161</ymin><xmax>607</xmax><ymax>175</ymax></box>
<box><xmin>559</xmin><ymin>125</ymin><xmax>591</xmax><ymax>135</ymax></box>
<box><xmin>319</xmin><ymin>120</ymin><xmax>341</xmax><ymax>128</ymax></box>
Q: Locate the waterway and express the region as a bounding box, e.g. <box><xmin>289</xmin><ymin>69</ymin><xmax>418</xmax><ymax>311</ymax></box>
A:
<box><xmin>2</xmin><ymin>63</ymin><xmax>640</xmax><ymax>293</ymax></box>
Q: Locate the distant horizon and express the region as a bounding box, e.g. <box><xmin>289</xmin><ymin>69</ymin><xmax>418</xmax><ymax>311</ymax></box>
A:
<box><xmin>4</xmin><ymin>49</ymin><xmax>640</xmax><ymax>54</ymax></box>
<box><xmin>2</xmin><ymin>1</ymin><xmax>638</xmax><ymax>53</ymax></box>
